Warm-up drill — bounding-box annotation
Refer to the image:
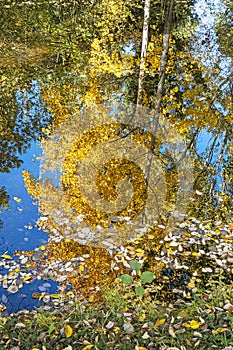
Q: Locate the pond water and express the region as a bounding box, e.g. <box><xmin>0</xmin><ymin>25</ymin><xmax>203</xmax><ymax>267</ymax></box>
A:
<box><xmin>0</xmin><ymin>140</ymin><xmax>59</xmax><ymax>314</ymax></box>
<box><xmin>0</xmin><ymin>0</ymin><xmax>232</xmax><ymax>316</ymax></box>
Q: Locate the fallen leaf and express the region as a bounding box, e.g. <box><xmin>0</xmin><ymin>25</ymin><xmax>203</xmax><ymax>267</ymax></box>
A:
<box><xmin>63</xmin><ymin>346</ymin><xmax>73</xmax><ymax>350</ymax></box>
<box><xmin>15</xmin><ymin>323</ymin><xmax>26</xmax><ymax>329</ymax></box>
<box><xmin>212</xmin><ymin>327</ymin><xmax>229</xmax><ymax>335</ymax></box>
<box><xmin>168</xmin><ymin>326</ymin><xmax>176</xmax><ymax>338</ymax></box>
<box><xmin>154</xmin><ymin>318</ymin><xmax>166</xmax><ymax>327</ymax></box>
<box><xmin>50</xmin><ymin>294</ymin><xmax>61</xmax><ymax>299</ymax></box>
<box><xmin>1</xmin><ymin>254</ymin><xmax>12</xmax><ymax>259</ymax></box>
<box><xmin>188</xmin><ymin>281</ymin><xmax>195</xmax><ymax>289</ymax></box>
<box><xmin>105</xmin><ymin>321</ymin><xmax>114</xmax><ymax>329</ymax></box>
<box><xmin>88</xmin><ymin>295</ymin><xmax>95</xmax><ymax>303</ymax></box>
<box><xmin>64</xmin><ymin>324</ymin><xmax>73</xmax><ymax>338</ymax></box>
<box><xmin>190</xmin><ymin>320</ymin><xmax>202</xmax><ymax>329</ymax></box>
<box><xmin>142</xmin><ymin>331</ymin><xmax>150</xmax><ymax>339</ymax></box>
<box><xmin>7</xmin><ymin>285</ymin><xmax>19</xmax><ymax>294</ymax></box>
<box><xmin>13</xmin><ymin>196</ymin><xmax>21</xmax><ymax>203</ymax></box>
<box><xmin>82</xmin><ymin>346</ymin><xmax>94</xmax><ymax>350</ymax></box>
<box><xmin>123</xmin><ymin>322</ymin><xmax>135</xmax><ymax>334</ymax></box>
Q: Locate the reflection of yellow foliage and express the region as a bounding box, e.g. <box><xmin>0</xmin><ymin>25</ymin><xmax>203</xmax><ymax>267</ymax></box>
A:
<box><xmin>47</xmin><ymin>239</ymin><xmax>121</xmax><ymax>297</ymax></box>
<box><xmin>62</xmin><ymin>123</ymin><xmax>149</xmax><ymax>228</ymax></box>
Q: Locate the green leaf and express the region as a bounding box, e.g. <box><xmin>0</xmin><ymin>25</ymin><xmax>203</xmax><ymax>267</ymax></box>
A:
<box><xmin>140</xmin><ymin>271</ymin><xmax>154</xmax><ymax>283</ymax></box>
<box><xmin>135</xmin><ymin>286</ymin><xmax>145</xmax><ymax>296</ymax></box>
<box><xmin>48</xmin><ymin>323</ymin><xmax>55</xmax><ymax>335</ymax></box>
<box><xmin>121</xmin><ymin>274</ymin><xmax>133</xmax><ymax>285</ymax></box>
<box><xmin>129</xmin><ymin>260</ymin><xmax>142</xmax><ymax>271</ymax></box>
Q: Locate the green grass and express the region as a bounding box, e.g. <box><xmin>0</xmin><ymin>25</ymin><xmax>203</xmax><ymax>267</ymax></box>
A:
<box><xmin>0</xmin><ymin>278</ymin><xmax>233</xmax><ymax>350</ymax></box>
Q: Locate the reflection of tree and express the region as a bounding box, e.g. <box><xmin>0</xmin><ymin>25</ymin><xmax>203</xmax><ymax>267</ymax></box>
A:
<box><xmin>0</xmin><ymin>187</ymin><xmax>9</xmax><ymax>230</ymax></box>
<box><xmin>0</xmin><ymin>82</ymin><xmax>50</xmax><ymax>173</ymax></box>
<box><xmin>5</xmin><ymin>0</ymin><xmax>231</xmax><ymax>301</ymax></box>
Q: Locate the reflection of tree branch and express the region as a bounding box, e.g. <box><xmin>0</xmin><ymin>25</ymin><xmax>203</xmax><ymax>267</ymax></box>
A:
<box><xmin>145</xmin><ymin>0</ymin><xmax>175</xmax><ymax>185</ymax></box>
<box><xmin>209</xmin><ymin>71</ymin><xmax>233</xmax><ymax>107</ymax></box>
<box><xmin>204</xmin><ymin>134</ymin><xmax>219</xmax><ymax>167</ymax></box>
<box><xmin>209</xmin><ymin>132</ymin><xmax>228</xmax><ymax>197</ymax></box>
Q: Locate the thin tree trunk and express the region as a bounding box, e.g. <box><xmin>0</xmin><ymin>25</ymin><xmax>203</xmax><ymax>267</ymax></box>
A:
<box><xmin>145</xmin><ymin>0</ymin><xmax>175</xmax><ymax>183</ymax></box>
<box><xmin>136</xmin><ymin>0</ymin><xmax>151</xmax><ymax>107</ymax></box>
<box><xmin>141</xmin><ymin>0</ymin><xmax>175</xmax><ymax>224</ymax></box>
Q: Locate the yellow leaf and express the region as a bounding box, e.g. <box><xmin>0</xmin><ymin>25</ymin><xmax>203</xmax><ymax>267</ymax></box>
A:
<box><xmin>1</xmin><ymin>254</ymin><xmax>12</xmax><ymax>260</ymax></box>
<box><xmin>138</xmin><ymin>313</ymin><xmax>146</xmax><ymax>322</ymax></box>
<box><xmin>39</xmin><ymin>245</ymin><xmax>47</xmax><ymax>251</ymax></box>
<box><xmin>183</xmin><ymin>322</ymin><xmax>190</xmax><ymax>328</ymax></box>
<box><xmin>191</xmin><ymin>252</ymin><xmax>200</xmax><ymax>257</ymax></box>
<box><xmin>13</xmin><ymin>196</ymin><xmax>21</xmax><ymax>203</ymax></box>
<box><xmin>23</xmin><ymin>276</ymin><xmax>32</xmax><ymax>282</ymax></box>
<box><xmin>64</xmin><ymin>324</ymin><xmax>73</xmax><ymax>338</ymax></box>
<box><xmin>78</xmin><ymin>264</ymin><xmax>85</xmax><ymax>273</ymax></box>
<box><xmin>50</xmin><ymin>294</ymin><xmax>61</xmax><ymax>299</ymax></box>
<box><xmin>135</xmin><ymin>248</ymin><xmax>144</xmax><ymax>253</ymax></box>
<box><xmin>190</xmin><ymin>320</ymin><xmax>202</xmax><ymax>329</ymax></box>
<box><xmin>212</xmin><ymin>327</ymin><xmax>229</xmax><ymax>335</ymax></box>
<box><xmin>88</xmin><ymin>295</ymin><xmax>95</xmax><ymax>303</ymax></box>
<box><xmin>148</xmin><ymin>235</ymin><xmax>155</xmax><ymax>239</ymax></box>
<box><xmin>82</xmin><ymin>346</ymin><xmax>94</xmax><ymax>350</ymax></box>
<box><xmin>187</xmin><ymin>281</ymin><xmax>195</xmax><ymax>289</ymax></box>
<box><xmin>154</xmin><ymin>318</ymin><xmax>166</xmax><ymax>327</ymax></box>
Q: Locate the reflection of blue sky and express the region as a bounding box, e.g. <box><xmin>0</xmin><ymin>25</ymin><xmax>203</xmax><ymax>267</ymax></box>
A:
<box><xmin>0</xmin><ymin>83</ymin><xmax>59</xmax><ymax>313</ymax></box>
<box><xmin>193</xmin><ymin>0</ymin><xmax>231</xmax><ymax>190</ymax></box>
<box><xmin>0</xmin><ymin>141</ymin><xmax>48</xmax><ymax>253</ymax></box>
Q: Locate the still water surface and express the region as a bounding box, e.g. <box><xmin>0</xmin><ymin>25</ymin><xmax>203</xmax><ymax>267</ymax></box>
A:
<box><xmin>0</xmin><ymin>138</ymin><xmax>58</xmax><ymax>314</ymax></box>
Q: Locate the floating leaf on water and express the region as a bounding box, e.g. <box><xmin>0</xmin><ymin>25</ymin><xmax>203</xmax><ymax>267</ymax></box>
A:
<box><xmin>43</xmin><ymin>282</ymin><xmax>51</xmax><ymax>288</ymax></box>
<box><xmin>38</xmin><ymin>285</ymin><xmax>47</xmax><ymax>292</ymax></box>
<box><xmin>20</xmin><ymin>257</ymin><xmax>28</xmax><ymax>264</ymax></box>
<box><xmin>7</xmin><ymin>285</ymin><xmax>19</xmax><ymax>293</ymax></box>
<box><xmin>23</xmin><ymin>276</ymin><xmax>32</xmax><ymax>282</ymax></box>
<box><xmin>50</xmin><ymin>294</ymin><xmax>61</xmax><ymax>299</ymax></box>
<box><xmin>32</xmin><ymin>292</ymin><xmax>41</xmax><ymax>299</ymax></box>
<box><xmin>1</xmin><ymin>294</ymin><xmax>8</xmax><ymax>304</ymax></box>
<box><xmin>13</xmin><ymin>196</ymin><xmax>21</xmax><ymax>203</ymax></box>
<box><xmin>1</xmin><ymin>254</ymin><xmax>12</xmax><ymax>260</ymax></box>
